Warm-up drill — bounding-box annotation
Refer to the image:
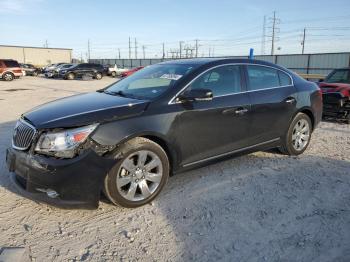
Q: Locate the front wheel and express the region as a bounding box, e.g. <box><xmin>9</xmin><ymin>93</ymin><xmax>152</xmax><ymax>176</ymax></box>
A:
<box><xmin>95</xmin><ymin>73</ymin><xmax>102</xmax><ymax>80</ymax></box>
<box><xmin>104</xmin><ymin>137</ymin><xmax>169</xmax><ymax>208</ymax></box>
<box><xmin>279</xmin><ymin>112</ymin><xmax>312</xmax><ymax>155</ymax></box>
<box><xmin>66</xmin><ymin>72</ymin><xmax>75</xmax><ymax>80</ymax></box>
<box><xmin>111</xmin><ymin>71</ymin><xmax>117</xmax><ymax>77</ymax></box>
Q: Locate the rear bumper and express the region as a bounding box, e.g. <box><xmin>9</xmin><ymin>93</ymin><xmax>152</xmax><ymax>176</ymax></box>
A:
<box><xmin>6</xmin><ymin>147</ymin><xmax>116</xmax><ymax>209</ymax></box>
<box><xmin>322</xmin><ymin>93</ymin><xmax>350</xmax><ymax>119</ymax></box>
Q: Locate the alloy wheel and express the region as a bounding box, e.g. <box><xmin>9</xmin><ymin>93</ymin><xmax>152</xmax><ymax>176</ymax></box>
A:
<box><xmin>291</xmin><ymin>119</ymin><xmax>310</xmax><ymax>151</ymax></box>
<box><xmin>116</xmin><ymin>150</ymin><xmax>163</xmax><ymax>202</ymax></box>
<box><xmin>4</xmin><ymin>73</ymin><xmax>13</xmax><ymax>81</ymax></box>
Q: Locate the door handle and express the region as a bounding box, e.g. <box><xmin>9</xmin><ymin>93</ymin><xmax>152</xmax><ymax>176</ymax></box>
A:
<box><xmin>222</xmin><ymin>107</ymin><xmax>248</xmax><ymax>115</ymax></box>
<box><xmin>234</xmin><ymin>108</ymin><xmax>249</xmax><ymax>115</ymax></box>
<box><xmin>285</xmin><ymin>97</ymin><xmax>296</xmax><ymax>104</ymax></box>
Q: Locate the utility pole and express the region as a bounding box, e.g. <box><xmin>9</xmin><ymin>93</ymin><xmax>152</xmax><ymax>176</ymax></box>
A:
<box><xmin>261</xmin><ymin>16</ymin><xmax>266</xmax><ymax>55</ymax></box>
<box><xmin>142</xmin><ymin>45</ymin><xmax>146</xmax><ymax>59</ymax></box>
<box><xmin>301</xmin><ymin>28</ymin><xmax>306</xmax><ymax>54</ymax></box>
<box><xmin>118</xmin><ymin>48</ymin><xmax>121</xmax><ymax>59</ymax></box>
<box><xmin>271</xmin><ymin>11</ymin><xmax>276</xmax><ymax>55</ymax></box>
<box><xmin>209</xmin><ymin>47</ymin><xmax>211</xmax><ymax>57</ymax></box>
<box><xmin>87</xmin><ymin>39</ymin><xmax>91</xmax><ymax>61</ymax></box>
<box><xmin>195</xmin><ymin>39</ymin><xmax>199</xmax><ymax>58</ymax></box>
<box><xmin>179</xmin><ymin>41</ymin><xmax>183</xmax><ymax>58</ymax></box>
<box><xmin>80</xmin><ymin>52</ymin><xmax>83</xmax><ymax>63</ymax></box>
<box><xmin>269</xmin><ymin>11</ymin><xmax>280</xmax><ymax>55</ymax></box>
<box><xmin>162</xmin><ymin>43</ymin><xmax>165</xmax><ymax>59</ymax></box>
<box><xmin>128</xmin><ymin>37</ymin><xmax>131</xmax><ymax>59</ymax></box>
<box><xmin>134</xmin><ymin>38</ymin><xmax>137</xmax><ymax>59</ymax></box>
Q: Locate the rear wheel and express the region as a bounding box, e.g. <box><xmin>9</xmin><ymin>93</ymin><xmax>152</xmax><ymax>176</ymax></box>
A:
<box><xmin>279</xmin><ymin>112</ymin><xmax>312</xmax><ymax>155</ymax></box>
<box><xmin>104</xmin><ymin>137</ymin><xmax>169</xmax><ymax>208</ymax></box>
<box><xmin>3</xmin><ymin>72</ymin><xmax>14</xmax><ymax>81</ymax></box>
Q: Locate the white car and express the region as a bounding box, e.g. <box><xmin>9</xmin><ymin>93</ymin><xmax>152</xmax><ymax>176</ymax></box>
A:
<box><xmin>108</xmin><ymin>64</ymin><xmax>129</xmax><ymax>77</ymax></box>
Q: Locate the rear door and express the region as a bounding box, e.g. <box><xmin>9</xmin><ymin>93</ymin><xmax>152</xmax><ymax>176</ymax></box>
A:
<box><xmin>170</xmin><ymin>64</ymin><xmax>252</xmax><ymax>166</ymax></box>
<box><xmin>244</xmin><ymin>64</ymin><xmax>297</xmax><ymax>143</ymax></box>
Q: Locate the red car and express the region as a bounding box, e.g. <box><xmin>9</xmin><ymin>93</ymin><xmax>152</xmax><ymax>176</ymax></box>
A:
<box><xmin>0</xmin><ymin>59</ymin><xmax>23</xmax><ymax>81</ymax></box>
<box><xmin>120</xmin><ymin>66</ymin><xmax>144</xmax><ymax>77</ymax></box>
<box><xmin>319</xmin><ymin>68</ymin><xmax>350</xmax><ymax>123</ymax></box>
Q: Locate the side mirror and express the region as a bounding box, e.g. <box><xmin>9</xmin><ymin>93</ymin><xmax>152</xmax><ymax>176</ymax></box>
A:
<box><xmin>177</xmin><ymin>89</ymin><xmax>213</xmax><ymax>102</ymax></box>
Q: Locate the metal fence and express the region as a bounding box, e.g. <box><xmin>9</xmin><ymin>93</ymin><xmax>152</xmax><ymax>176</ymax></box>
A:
<box><xmin>90</xmin><ymin>52</ymin><xmax>350</xmax><ymax>76</ymax></box>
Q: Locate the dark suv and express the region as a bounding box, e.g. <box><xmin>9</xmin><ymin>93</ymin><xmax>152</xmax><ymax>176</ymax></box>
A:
<box><xmin>6</xmin><ymin>59</ymin><xmax>323</xmax><ymax>209</ymax></box>
<box><xmin>20</xmin><ymin>63</ymin><xmax>39</xmax><ymax>76</ymax></box>
<box><xmin>62</xmin><ymin>63</ymin><xmax>104</xmax><ymax>80</ymax></box>
<box><xmin>0</xmin><ymin>59</ymin><xmax>22</xmax><ymax>81</ymax></box>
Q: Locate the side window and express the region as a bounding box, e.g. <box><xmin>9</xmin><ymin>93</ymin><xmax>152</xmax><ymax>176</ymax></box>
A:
<box><xmin>188</xmin><ymin>65</ymin><xmax>242</xmax><ymax>96</ymax></box>
<box><xmin>247</xmin><ymin>65</ymin><xmax>280</xmax><ymax>91</ymax></box>
<box><xmin>278</xmin><ymin>71</ymin><xmax>292</xmax><ymax>86</ymax></box>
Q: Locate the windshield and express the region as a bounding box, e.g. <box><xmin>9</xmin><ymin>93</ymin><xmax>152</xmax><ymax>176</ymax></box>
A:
<box><xmin>105</xmin><ymin>64</ymin><xmax>197</xmax><ymax>100</ymax></box>
<box><xmin>326</xmin><ymin>69</ymin><xmax>350</xmax><ymax>84</ymax></box>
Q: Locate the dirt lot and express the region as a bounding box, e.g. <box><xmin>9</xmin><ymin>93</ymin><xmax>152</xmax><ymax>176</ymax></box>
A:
<box><xmin>0</xmin><ymin>76</ymin><xmax>349</xmax><ymax>262</ymax></box>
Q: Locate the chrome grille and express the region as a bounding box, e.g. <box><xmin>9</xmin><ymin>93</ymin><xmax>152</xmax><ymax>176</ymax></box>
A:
<box><xmin>12</xmin><ymin>120</ymin><xmax>36</xmax><ymax>150</ymax></box>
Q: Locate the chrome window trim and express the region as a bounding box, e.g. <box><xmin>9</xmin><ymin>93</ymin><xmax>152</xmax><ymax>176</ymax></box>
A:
<box><xmin>182</xmin><ymin>137</ymin><xmax>281</xmax><ymax>167</ymax></box>
<box><xmin>168</xmin><ymin>63</ymin><xmax>294</xmax><ymax>105</ymax></box>
<box><xmin>12</xmin><ymin>118</ymin><xmax>37</xmax><ymax>151</ymax></box>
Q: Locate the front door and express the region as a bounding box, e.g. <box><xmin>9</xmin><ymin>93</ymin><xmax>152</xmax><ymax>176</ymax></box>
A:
<box><xmin>169</xmin><ymin>64</ymin><xmax>252</xmax><ymax>166</ymax></box>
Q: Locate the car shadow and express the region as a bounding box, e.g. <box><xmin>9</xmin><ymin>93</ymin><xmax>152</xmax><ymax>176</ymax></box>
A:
<box><xmin>0</xmin><ymin>119</ymin><xmax>350</xmax><ymax>261</ymax></box>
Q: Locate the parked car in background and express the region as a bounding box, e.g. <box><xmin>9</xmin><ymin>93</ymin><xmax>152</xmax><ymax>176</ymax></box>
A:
<box><xmin>42</xmin><ymin>63</ymin><xmax>66</xmax><ymax>74</ymax></box>
<box><xmin>6</xmin><ymin>58</ymin><xmax>323</xmax><ymax>209</ymax></box>
<box><xmin>318</xmin><ymin>68</ymin><xmax>350</xmax><ymax>123</ymax></box>
<box><xmin>20</xmin><ymin>63</ymin><xmax>39</xmax><ymax>76</ymax></box>
<box><xmin>120</xmin><ymin>66</ymin><xmax>144</xmax><ymax>77</ymax></box>
<box><xmin>0</xmin><ymin>59</ymin><xmax>22</xmax><ymax>81</ymax></box>
<box><xmin>45</xmin><ymin>63</ymin><xmax>74</xmax><ymax>78</ymax></box>
<box><xmin>62</xmin><ymin>63</ymin><xmax>105</xmax><ymax>80</ymax></box>
<box><xmin>108</xmin><ymin>64</ymin><xmax>129</xmax><ymax>77</ymax></box>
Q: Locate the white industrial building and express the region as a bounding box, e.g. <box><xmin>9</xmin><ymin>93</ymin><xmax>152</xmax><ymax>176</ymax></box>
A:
<box><xmin>0</xmin><ymin>45</ymin><xmax>72</xmax><ymax>66</ymax></box>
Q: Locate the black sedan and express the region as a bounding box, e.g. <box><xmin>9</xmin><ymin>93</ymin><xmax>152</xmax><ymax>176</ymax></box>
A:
<box><xmin>6</xmin><ymin>58</ymin><xmax>323</xmax><ymax>209</ymax></box>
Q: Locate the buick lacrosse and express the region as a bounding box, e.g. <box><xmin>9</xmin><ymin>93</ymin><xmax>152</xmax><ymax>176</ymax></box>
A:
<box><xmin>6</xmin><ymin>58</ymin><xmax>323</xmax><ymax>208</ymax></box>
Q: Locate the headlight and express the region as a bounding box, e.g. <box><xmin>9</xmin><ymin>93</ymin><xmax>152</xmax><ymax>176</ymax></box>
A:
<box><xmin>35</xmin><ymin>124</ymin><xmax>98</xmax><ymax>158</ymax></box>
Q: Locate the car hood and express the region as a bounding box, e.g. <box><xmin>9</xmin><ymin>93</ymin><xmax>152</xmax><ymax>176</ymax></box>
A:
<box><xmin>23</xmin><ymin>92</ymin><xmax>149</xmax><ymax>129</ymax></box>
<box><xmin>319</xmin><ymin>82</ymin><xmax>350</xmax><ymax>96</ymax></box>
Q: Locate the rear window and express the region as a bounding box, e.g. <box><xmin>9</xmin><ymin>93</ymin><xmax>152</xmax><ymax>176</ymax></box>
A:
<box><xmin>3</xmin><ymin>60</ymin><xmax>20</xmax><ymax>68</ymax></box>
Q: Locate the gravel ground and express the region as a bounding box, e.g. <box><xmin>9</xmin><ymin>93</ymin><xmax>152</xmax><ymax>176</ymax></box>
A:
<box><xmin>0</xmin><ymin>76</ymin><xmax>350</xmax><ymax>262</ymax></box>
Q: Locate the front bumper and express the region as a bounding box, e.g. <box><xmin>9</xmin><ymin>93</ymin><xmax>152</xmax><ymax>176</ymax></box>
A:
<box><xmin>6</xmin><ymin>147</ymin><xmax>116</xmax><ymax>209</ymax></box>
<box><xmin>322</xmin><ymin>92</ymin><xmax>350</xmax><ymax>120</ymax></box>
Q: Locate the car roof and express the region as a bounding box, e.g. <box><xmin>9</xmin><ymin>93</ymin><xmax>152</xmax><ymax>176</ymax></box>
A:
<box><xmin>159</xmin><ymin>58</ymin><xmax>289</xmax><ymax>71</ymax></box>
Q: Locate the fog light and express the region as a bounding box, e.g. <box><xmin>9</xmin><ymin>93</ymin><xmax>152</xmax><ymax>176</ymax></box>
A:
<box><xmin>36</xmin><ymin>188</ymin><xmax>59</xmax><ymax>198</ymax></box>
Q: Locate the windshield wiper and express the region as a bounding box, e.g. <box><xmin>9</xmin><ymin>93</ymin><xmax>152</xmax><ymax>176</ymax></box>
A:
<box><xmin>103</xmin><ymin>90</ymin><xmax>127</xmax><ymax>97</ymax></box>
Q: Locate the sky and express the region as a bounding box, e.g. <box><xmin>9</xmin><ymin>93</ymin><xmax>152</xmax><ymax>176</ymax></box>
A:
<box><xmin>1</xmin><ymin>0</ymin><xmax>350</xmax><ymax>60</ymax></box>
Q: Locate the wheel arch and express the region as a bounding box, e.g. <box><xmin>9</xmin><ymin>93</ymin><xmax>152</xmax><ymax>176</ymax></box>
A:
<box><xmin>108</xmin><ymin>131</ymin><xmax>178</xmax><ymax>175</ymax></box>
<box><xmin>295</xmin><ymin>107</ymin><xmax>315</xmax><ymax>130</ymax></box>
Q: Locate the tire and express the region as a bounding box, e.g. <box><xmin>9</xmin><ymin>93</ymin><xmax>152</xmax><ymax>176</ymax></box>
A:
<box><xmin>279</xmin><ymin>112</ymin><xmax>312</xmax><ymax>155</ymax></box>
<box><xmin>95</xmin><ymin>73</ymin><xmax>102</xmax><ymax>80</ymax></box>
<box><xmin>104</xmin><ymin>137</ymin><xmax>169</xmax><ymax>208</ymax></box>
<box><xmin>32</xmin><ymin>71</ymin><xmax>38</xmax><ymax>77</ymax></box>
<box><xmin>3</xmin><ymin>72</ymin><xmax>14</xmax><ymax>81</ymax></box>
<box><xmin>111</xmin><ymin>71</ymin><xmax>117</xmax><ymax>77</ymax></box>
<box><xmin>67</xmin><ymin>72</ymin><xmax>75</xmax><ymax>80</ymax></box>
